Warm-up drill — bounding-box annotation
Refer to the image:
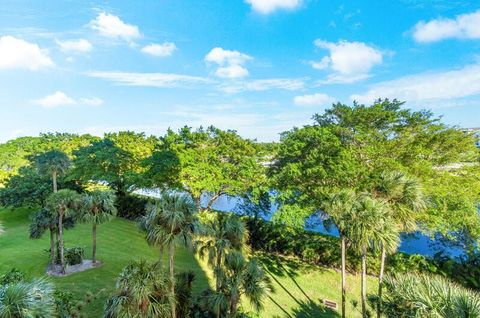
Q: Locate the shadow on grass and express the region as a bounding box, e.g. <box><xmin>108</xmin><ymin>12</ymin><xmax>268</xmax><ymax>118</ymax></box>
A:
<box><xmin>290</xmin><ymin>300</ymin><xmax>341</xmax><ymax>318</ymax></box>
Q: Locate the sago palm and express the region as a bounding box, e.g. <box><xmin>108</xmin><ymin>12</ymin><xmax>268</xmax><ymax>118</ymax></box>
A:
<box><xmin>80</xmin><ymin>190</ymin><xmax>117</xmax><ymax>263</ymax></box>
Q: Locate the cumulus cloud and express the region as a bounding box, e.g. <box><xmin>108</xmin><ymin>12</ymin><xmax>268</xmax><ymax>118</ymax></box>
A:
<box><xmin>0</xmin><ymin>36</ymin><xmax>53</xmax><ymax>70</ymax></box>
<box><xmin>311</xmin><ymin>39</ymin><xmax>383</xmax><ymax>83</ymax></box>
<box><xmin>90</xmin><ymin>12</ymin><xmax>141</xmax><ymax>41</ymax></box>
<box><xmin>141</xmin><ymin>42</ymin><xmax>177</xmax><ymax>57</ymax></box>
<box><xmin>294</xmin><ymin>93</ymin><xmax>335</xmax><ymax>106</ymax></box>
<box><xmin>350</xmin><ymin>63</ymin><xmax>480</xmax><ymax>107</ymax></box>
<box><xmin>56</xmin><ymin>38</ymin><xmax>92</xmax><ymax>53</ymax></box>
<box><xmin>413</xmin><ymin>10</ymin><xmax>480</xmax><ymax>43</ymax></box>
<box><xmin>86</xmin><ymin>71</ymin><xmax>210</xmax><ymax>88</ymax></box>
<box><xmin>32</xmin><ymin>91</ymin><xmax>103</xmax><ymax>108</ymax></box>
<box><xmin>205</xmin><ymin>47</ymin><xmax>252</xmax><ymax>79</ymax></box>
<box><xmin>245</xmin><ymin>0</ymin><xmax>301</xmax><ymax>14</ymax></box>
<box><xmin>219</xmin><ymin>78</ymin><xmax>305</xmax><ymax>93</ymax></box>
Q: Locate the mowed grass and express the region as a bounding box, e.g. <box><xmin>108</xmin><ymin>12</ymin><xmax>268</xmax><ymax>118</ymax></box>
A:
<box><xmin>0</xmin><ymin>208</ymin><xmax>376</xmax><ymax>317</ymax></box>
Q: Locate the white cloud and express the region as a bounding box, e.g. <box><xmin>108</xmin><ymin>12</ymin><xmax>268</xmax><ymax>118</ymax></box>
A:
<box><xmin>87</xmin><ymin>71</ymin><xmax>210</xmax><ymax>88</ymax></box>
<box><xmin>294</xmin><ymin>93</ymin><xmax>335</xmax><ymax>106</ymax></box>
<box><xmin>32</xmin><ymin>91</ymin><xmax>103</xmax><ymax>108</ymax></box>
<box><xmin>312</xmin><ymin>39</ymin><xmax>383</xmax><ymax>83</ymax></box>
<box><xmin>56</xmin><ymin>38</ymin><xmax>92</xmax><ymax>53</ymax></box>
<box><xmin>245</xmin><ymin>0</ymin><xmax>301</xmax><ymax>14</ymax></box>
<box><xmin>0</xmin><ymin>36</ymin><xmax>53</xmax><ymax>70</ymax></box>
<box><xmin>413</xmin><ymin>10</ymin><xmax>480</xmax><ymax>43</ymax></box>
<box><xmin>205</xmin><ymin>47</ymin><xmax>252</xmax><ymax>79</ymax></box>
<box><xmin>90</xmin><ymin>12</ymin><xmax>141</xmax><ymax>41</ymax></box>
<box><xmin>141</xmin><ymin>42</ymin><xmax>177</xmax><ymax>57</ymax></box>
<box><xmin>350</xmin><ymin>63</ymin><xmax>480</xmax><ymax>107</ymax></box>
<box><xmin>219</xmin><ymin>78</ymin><xmax>305</xmax><ymax>93</ymax></box>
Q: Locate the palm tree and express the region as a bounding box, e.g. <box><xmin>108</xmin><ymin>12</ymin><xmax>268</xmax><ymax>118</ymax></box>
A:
<box><xmin>374</xmin><ymin>171</ymin><xmax>425</xmax><ymax>318</ymax></box>
<box><xmin>0</xmin><ymin>278</ymin><xmax>55</xmax><ymax>317</ymax></box>
<box><xmin>212</xmin><ymin>251</ymin><xmax>272</xmax><ymax>316</ymax></box>
<box><xmin>80</xmin><ymin>190</ymin><xmax>117</xmax><ymax>264</ymax></box>
<box><xmin>45</xmin><ymin>189</ymin><xmax>81</xmax><ymax>273</ymax></box>
<box><xmin>195</xmin><ymin>212</ymin><xmax>246</xmax><ymax>292</ymax></box>
<box><xmin>139</xmin><ymin>203</ymin><xmax>167</xmax><ymax>264</ymax></box>
<box><xmin>140</xmin><ymin>191</ymin><xmax>197</xmax><ymax>318</ymax></box>
<box><xmin>322</xmin><ymin>189</ymin><xmax>358</xmax><ymax>318</ymax></box>
<box><xmin>35</xmin><ymin>150</ymin><xmax>71</xmax><ymax>193</ymax></box>
<box><xmin>104</xmin><ymin>260</ymin><xmax>172</xmax><ymax>318</ymax></box>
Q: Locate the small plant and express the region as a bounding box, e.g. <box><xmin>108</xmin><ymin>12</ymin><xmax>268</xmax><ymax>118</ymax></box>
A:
<box><xmin>0</xmin><ymin>268</ymin><xmax>25</xmax><ymax>285</ymax></box>
<box><xmin>65</xmin><ymin>247</ymin><xmax>85</xmax><ymax>265</ymax></box>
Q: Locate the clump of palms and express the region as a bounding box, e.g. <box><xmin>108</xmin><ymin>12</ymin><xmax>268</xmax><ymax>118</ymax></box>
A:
<box><xmin>80</xmin><ymin>190</ymin><xmax>117</xmax><ymax>264</ymax></box>
<box><xmin>139</xmin><ymin>191</ymin><xmax>198</xmax><ymax>318</ymax></box>
<box><xmin>45</xmin><ymin>189</ymin><xmax>81</xmax><ymax>273</ymax></box>
<box><xmin>206</xmin><ymin>251</ymin><xmax>272</xmax><ymax>317</ymax></box>
<box><xmin>0</xmin><ymin>278</ymin><xmax>55</xmax><ymax>318</ymax></box>
<box><xmin>195</xmin><ymin>212</ymin><xmax>247</xmax><ymax>292</ymax></box>
<box><xmin>382</xmin><ymin>272</ymin><xmax>480</xmax><ymax>317</ymax></box>
<box><xmin>34</xmin><ymin>150</ymin><xmax>71</xmax><ymax>193</ymax></box>
<box><xmin>104</xmin><ymin>260</ymin><xmax>172</xmax><ymax>318</ymax></box>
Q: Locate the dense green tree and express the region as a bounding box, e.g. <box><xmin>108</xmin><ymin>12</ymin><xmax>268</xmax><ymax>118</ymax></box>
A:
<box><xmin>195</xmin><ymin>212</ymin><xmax>247</xmax><ymax>292</ymax></box>
<box><xmin>104</xmin><ymin>260</ymin><xmax>172</xmax><ymax>318</ymax></box>
<box><xmin>45</xmin><ymin>189</ymin><xmax>81</xmax><ymax>273</ymax></box>
<box><xmin>71</xmin><ymin>132</ymin><xmax>156</xmax><ymax>197</ymax></box>
<box><xmin>34</xmin><ymin>150</ymin><xmax>71</xmax><ymax>193</ymax></box>
<box><xmin>147</xmin><ymin>126</ymin><xmax>266</xmax><ymax>210</ymax></box>
<box><xmin>0</xmin><ymin>278</ymin><xmax>55</xmax><ymax>317</ymax></box>
<box><xmin>80</xmin><ymin>190</ymin><xmax>117</xmax><ymax>263</ymax></box>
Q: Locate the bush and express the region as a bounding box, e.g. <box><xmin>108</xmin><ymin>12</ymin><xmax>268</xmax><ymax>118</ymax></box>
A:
<box><xmin>115</xmin><ymin>194</ymin><xmax>153</xmax><ymax>220</ymax></box>
<box><xmin>0</xmin><ymin>268</ymin><xmax>25</xmax><ymax>285</ymax></box>
<box><xmin>65</xmin><ymin>247</ymin><xmax>85</xmax><ymax>265</ymax></box>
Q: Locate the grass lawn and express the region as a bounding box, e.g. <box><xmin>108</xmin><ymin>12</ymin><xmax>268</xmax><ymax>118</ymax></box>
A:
<box><xmin>0</xmin><ymin>207</ymin><xmax>376</xmax><ymax>317</ymax></box>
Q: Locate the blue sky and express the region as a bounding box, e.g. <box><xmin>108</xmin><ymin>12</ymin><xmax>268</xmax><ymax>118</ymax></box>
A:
<box><xmin>1</xmin><ymin>0</ymin><xmax>480</xmax><ymax>142</ymax></box>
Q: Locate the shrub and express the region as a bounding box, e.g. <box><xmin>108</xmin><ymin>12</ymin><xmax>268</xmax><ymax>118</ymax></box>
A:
<box><xmin>0</xmin><ymin>268</ymin><xmax>25</xmax><ymax>285</ymax></box>
<box><xmin>65</xmin><ymin>247</ymin><xmax>85</xmax><ymax>265</ymax></box>
<box><xmin>115</xmin><ymin>194</ymin><xmax>153</xmax><ymax>220</ymax></box>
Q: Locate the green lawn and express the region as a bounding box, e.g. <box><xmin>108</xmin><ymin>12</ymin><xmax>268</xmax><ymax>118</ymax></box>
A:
<box><xmin>0</xmin><ymin>207</ymin><xmax>376</xmax><ymax>317</ymax></box>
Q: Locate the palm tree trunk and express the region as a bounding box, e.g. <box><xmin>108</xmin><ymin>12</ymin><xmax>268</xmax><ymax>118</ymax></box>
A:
<box><xmin>92</xmin><ymin>223</ymin><xmax>97</xmax><ymax>263</ymax></box>
<box><xmin>49</xmin><ymin>227</ymin><xmax>55</xmax><ymax>266</ymax></box>
<box><xmin>52</xmin><ymin>171</ymin><xmax>57</xmax><ymax>193</ymax></box>
<box><xmin>159</xmin><ymin>244</ymin><xmax>164</xmax><ymax>264</ymax></box>
<box><xmin>59</xmin><ymin>211</ymin><xmax>65</xmax><ymax>274</ymax></box>
<box><xmin>216</xmin><ymin>252</ymin><xmax>222</xmax><ymax>292</ymax></box>
<box><xmin>193</xmin><ymin>196</ymin><xmax>201</xmax><ymax>211</ymax></box>
<box><xmin>341</xmin><ymin>236</ymin><xmax>346</xmax><ymax>318</ymax></box>
<box><xmin>361</xmin><ymin>246</ymin><xmax>367</xmax><ymax>318</ymax></box>
<box><xmin>377</xmin><ymin>245</ymin><xmax>386</xmax><ymax>318</ymax></box>
<box><xmin>169</xmin><ymin>244</ymin><xmax>176</xmax><ymax>318</ymax></box>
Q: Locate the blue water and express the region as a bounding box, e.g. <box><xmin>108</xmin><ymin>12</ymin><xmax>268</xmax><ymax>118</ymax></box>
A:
<box><xmin>138</xmin><ymin>189</ymin><xmax>465</xmax><ymax>258</ymax></box>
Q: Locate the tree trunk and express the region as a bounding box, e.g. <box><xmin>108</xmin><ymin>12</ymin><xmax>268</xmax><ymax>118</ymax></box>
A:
<box><xmin>377</xmin><ymin>245</ymin><xmax>386</xmax><ymax>318</ymax></box>
<box><xmin>341</xmin><ymin>236</ymin><xmax>346</xmax><ymax>318</ymax></box>
<box><xmin>52</xmin><ymin>171</ymin><xmax>57</xmax><ymax>193</ymax></box>
<box><xmin>49</xmin><ymin>227</ymin><xmax>55</xmax><ymax>266</ymax></box>
<box><xmin>215</xmin><ymin>252</ymin><xmax>222</xmax><ymax>292</ymax></box>
<box><xmin>206</xmin><ymin>192</ymin><xmax>222</xmax><ymax>211</ymax></box>
<box><xmin>361</xmin><ymin>246</ymin><xmax>367</xmax><ymax>318</ymax></box>
<box><xmin>169</xmin><ymin>244</ymin><xmax>176</xmax><ymax>318</ymax></box>
<box><xmin>193</xmin><ymin>196</ymin><xmax>201</xmax><ymax>211</ymax></box>
<box><xmin>159</xmin><ymin>244</ymin><xmax>164</xmax><ymax>265</ymax></box>
<box><xmin>59</xmin><ymin>211</ymin><xmax>65</xmax><ymax>274</ymax></box>
<box><xmin>92</xmin><ymin>223</ymin><xmax>97</xmax><ymax>263</ymax></box>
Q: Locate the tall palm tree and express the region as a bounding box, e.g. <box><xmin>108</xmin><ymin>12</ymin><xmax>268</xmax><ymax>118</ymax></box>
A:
<box><xmin>45</xmin><ymin>189</ymin><xmax>81</xmax><ymax>273</ymax></box>
<box><xmin>374</xmin><ymin>171</ymin><xmax>425</xmax><ymax>318</ymax></box>
<box><xmin>351</xmin><ymin>194</ymin><xmax>388</xmax><ymax>318</ymax></box>
<box><xmin>140</xmin><ymin>191</ymin><xmax>197</xmax><ymax>318</ymax></box>
<box><xmin>80</xmin><ymin>190</ymin><xmax>117</xmax><ymax>264</ymax></box>
<box><xmin>139</xmin><ymin>203</ymin><xmax>167</xmax><ymax>264</ymax></box>
<box><xmin>0</xmin><ymin>278</ymin><xmax>55</xmax><ymax>317</ymax></box>
<box><xmin>322</xmin><ymin>189</ymin><xmax>358</xmax><ymax>318</ymax></box>
<box><xmin>35</xmin><ymin>150</ymin><xmax>71</xmax><ymax>193</ymax></box>
<box><xmin>104</xmin><ymin>260</ymin><xmax>172</xmax><ymax>318</ymax></box>
<box><xmin>195</xmin><ymin>212</ymin><xmax>246</xmax><ymax>292</ymax></box>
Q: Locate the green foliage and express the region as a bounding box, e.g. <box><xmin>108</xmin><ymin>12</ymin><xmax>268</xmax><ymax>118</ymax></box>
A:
<box><xmin>80</xmin><ymin>190</ymin><xmax>117</xmax><ymax>225</ymax></box>
<box><xmin>381</xmin><ymin>273</ymin><xmax>480</xmax><ymax>317</ymax></box>
<box><xmin>104</xmin><ymin>260</ymin><xmax>172</xmax><ymax>318</ymax></box>
<box><xmin>45</xmin><ymin>190</ymin><xmax>82</xmax><ymax>217</ymax></box>
<box><xmin>0</xmin><ymin>269</ymin><xmax>25</xmax><ymax>285</ymax></box>
<box><xmin>65</xmin><ymin>247</ymin><xmax>85</xmax><ymax>265</ymax></box>
<box><xmin>150</xmin><ymin>126</ymin><xmax>266</xmax><ymax>209</ymax></box>
<box><xmin>115</xmin><ymin>194</ymin><xmax>152</xmax><ymax>220</ymax></box>
<box><xmin>0</xmin><ymin>278</ymin><xmax>55</xmax><ymax>318</ymax></box>
<box><xmin>34</xmin><ymin>149</ymin><xmax>71</xmax><ymax>179</ymax></box>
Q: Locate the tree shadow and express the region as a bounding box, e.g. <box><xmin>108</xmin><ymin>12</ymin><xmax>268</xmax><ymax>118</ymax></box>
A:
<box><xmin>290</xmin><ymin>300</ymin><xmax>341</xmax><ymax>318</ymax></box>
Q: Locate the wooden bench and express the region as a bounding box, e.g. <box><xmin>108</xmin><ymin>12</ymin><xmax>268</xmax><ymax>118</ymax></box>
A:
<box><xmin>323</xmin><ymin>299</ymin><xmax>338</xmax><ymax>310</ymax></box>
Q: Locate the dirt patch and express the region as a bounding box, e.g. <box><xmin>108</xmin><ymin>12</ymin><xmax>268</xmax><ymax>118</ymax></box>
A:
<box><xmin>46</xmin><ymin>260</ymin><xmax>103</xmax><ymax>277</ymax></box>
